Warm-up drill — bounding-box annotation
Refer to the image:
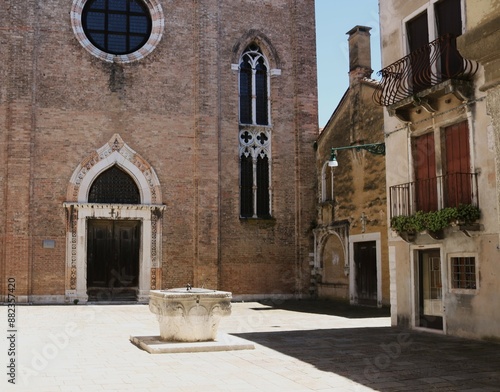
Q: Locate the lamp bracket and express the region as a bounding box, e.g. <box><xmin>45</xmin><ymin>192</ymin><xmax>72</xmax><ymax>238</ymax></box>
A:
<box><xmin>330</xmin><ymin>142</ymin><xmax>385</xmax><ymax>156</ymax></box>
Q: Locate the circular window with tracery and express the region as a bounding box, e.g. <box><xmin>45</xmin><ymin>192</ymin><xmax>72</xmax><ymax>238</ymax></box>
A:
<box><xmin>71</xmin><ymin>0</ymin><xmax>164</xmax><ymax>63</ymax></box>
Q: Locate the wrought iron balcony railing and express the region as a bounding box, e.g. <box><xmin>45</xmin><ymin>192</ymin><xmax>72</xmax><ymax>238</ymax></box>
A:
<box><xmin>373</xmin><ymin>34</ymin><xmax>479</xmax><ymax>106</ymax></box>
<box><xmin>389</xmin><ymin>172</ymin><xmax>478</xmax><ymax>219</ymax></box>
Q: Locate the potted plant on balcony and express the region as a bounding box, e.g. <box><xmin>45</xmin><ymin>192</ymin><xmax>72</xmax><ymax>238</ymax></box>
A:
<box><xmin>424</xmin><ymin>207</ymin><xmax>458</xmax><ymax>239</ymax></box>
<box><xmin>454</xmin><ymin>203</ymin><xmax>482</xmax><ymax>235</ymax></box>
<box><xmin>390</xmin><ymin>204</ymin><xmax>481</xmax><ymax>242</ymax></box>
<box><xmin>390</xmin><ymin>212</ymin><xmax>426</xmax><ymax>242</ymax></box>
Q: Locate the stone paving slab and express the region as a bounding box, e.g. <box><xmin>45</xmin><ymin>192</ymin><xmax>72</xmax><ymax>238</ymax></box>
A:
<box><xmin>1</xmin><ymin>300</ymin><xmax>500</xmax><ymax>391</ymax></box>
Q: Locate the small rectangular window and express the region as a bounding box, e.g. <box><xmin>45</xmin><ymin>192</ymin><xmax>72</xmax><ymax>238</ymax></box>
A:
<box><xmin>450</xmin><ymin>256</ymin><xmax>476</xmax><ymax>290</ymax></box>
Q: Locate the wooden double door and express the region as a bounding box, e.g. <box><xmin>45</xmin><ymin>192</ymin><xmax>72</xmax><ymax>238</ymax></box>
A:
<box><xmin>87</xmin><ymin>220</ymin><xmax>141</xmax><ymax>301</ymax></box>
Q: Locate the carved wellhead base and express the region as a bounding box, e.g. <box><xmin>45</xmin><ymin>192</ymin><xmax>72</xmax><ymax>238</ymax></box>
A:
<box><xmin>149</xmin><ymin>288</ymin><xmax>232</xmax><ymax>342</ymax></box>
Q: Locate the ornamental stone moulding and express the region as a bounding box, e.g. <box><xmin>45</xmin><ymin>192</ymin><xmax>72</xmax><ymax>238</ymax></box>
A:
<box><xmin>67</xmin><ymin>133</ymin><xmax>162</xmax><ymax>204</ymax></box>
<box><xmin>64</xmin><ymin>133</ymin><xmax>165</xmax><ymax>303</ymax></box>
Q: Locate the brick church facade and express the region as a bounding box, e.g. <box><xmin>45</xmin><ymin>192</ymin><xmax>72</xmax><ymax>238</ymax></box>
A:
<box><xmin>0</xmin><ymin>0</ymin><xmax>318</xmax><ymax>303</ymax></box>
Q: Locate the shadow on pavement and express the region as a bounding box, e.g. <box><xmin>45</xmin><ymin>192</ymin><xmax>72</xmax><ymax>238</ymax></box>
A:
<box><xmin>255</xmin><ymin>299</ymin><xmax>391</xmax><ymax>319</ymax></box>
<box><xmin>232</xmin><ymin>327</ymin><xmax>500</xmax><ymax>392</ymax></box>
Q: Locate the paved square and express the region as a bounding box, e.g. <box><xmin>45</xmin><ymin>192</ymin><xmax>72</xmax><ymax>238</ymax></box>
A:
<box><xmin>2</xmin><ymin>301</ymin><xmax>500</xmax><ymax>391</ymax></box>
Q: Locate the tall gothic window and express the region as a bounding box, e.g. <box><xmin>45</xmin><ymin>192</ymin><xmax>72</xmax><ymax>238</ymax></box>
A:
<box><xmin>238</xmin><ymin>43</ymin><xmax>272</xmax><ymax>218</ymax></box>
<box><xmin>239</xmin><ymin>45</ymin><xmax>269</xmax><ymax>126</ymax></box>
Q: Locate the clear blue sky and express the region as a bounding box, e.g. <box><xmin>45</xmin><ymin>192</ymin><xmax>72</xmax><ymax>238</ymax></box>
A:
<box><xmin>315</xmin><ymin>0</ymin><xmax>381</xmax><ymax>127</ymax></box>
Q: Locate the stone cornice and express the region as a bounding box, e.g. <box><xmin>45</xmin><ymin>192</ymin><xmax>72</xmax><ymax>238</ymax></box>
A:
<box><xmin>63</xmin><ymin>202</ymin><xmax>166</xmax><ymax>211</ymax></box>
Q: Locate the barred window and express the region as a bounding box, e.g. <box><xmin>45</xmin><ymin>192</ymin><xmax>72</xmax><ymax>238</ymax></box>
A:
<box><xmin>89</xmin><ymin>166</ymin><xmax>140</xmax><ymax>204</ymax></box>
<box><xmin>451</xmin><ymin>256</ymin><xmax>476</xmax><ymax>290</ymax></box>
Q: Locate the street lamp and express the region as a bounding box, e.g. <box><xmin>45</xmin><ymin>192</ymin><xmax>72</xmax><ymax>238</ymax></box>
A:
<box><xmin>328</xmin><ymin>142</ymin><xmax>386</xmax><ymax>167</ymax></box>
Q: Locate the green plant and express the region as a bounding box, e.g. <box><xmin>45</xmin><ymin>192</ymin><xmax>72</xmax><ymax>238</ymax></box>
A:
<box><xmin>410</xmin><ymin>211</ymin><xmax>428</xmax><ymax>232</ymax></box>
<box><xmin>425</xmin><ymin>207</ymin><xmax>458</xmax><ymax>232</ymax></box>
<box><xmin>390</xmin><ymin>215</ymin><xmax>413</xmax><ymax>233</ymax></box>
<box><xmin>391</xmin><ymin>211</ymin><xmax>428</xmax><ymax>233</ymax></box>
<box><xmin>457</xmin><ymin>203</ymin><xmax>481</xmax><ymax>223</ymax></box>
<box><xmin>391</xmin><ymin>204</ymin><xmax>480</xmax><ymax>234</ymax></box>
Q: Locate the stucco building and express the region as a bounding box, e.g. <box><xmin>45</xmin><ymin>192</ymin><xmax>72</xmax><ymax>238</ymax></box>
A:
<box><xmin>377</xmin><ymin>0</ymin><xmax>500</xmax><ymax>339</ymax></box>
<box><xmin>0</xmin><ymin>0</ymin><xmax>318</xmax><ymax>304</ymax></box>
<box><xmin>313</xmin><ymin>26</ymin><xmax>389</xmax><ymax>307</ymax></box>
<box><xmin>457</xmin><ymin>0</ymin><xmax>500</xmax><ymax>276</ymax></box>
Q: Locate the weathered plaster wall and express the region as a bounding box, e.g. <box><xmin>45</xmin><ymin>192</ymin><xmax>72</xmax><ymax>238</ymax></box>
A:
<box><xmin>379</xmin><ymin>0</ymin><xmax>500</xmax><ymax>340</ymax></box>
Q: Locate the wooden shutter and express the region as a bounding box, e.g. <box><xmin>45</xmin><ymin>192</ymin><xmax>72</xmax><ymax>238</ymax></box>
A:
<box><xmin>435</xmin><ymin>0</ymin><xmax>463</xmax><ymax>78</ymax></box>
<box><xmin>413</xmin><ymin>133</ymin><xmax>437</xmax><ymax>212</ymax></box>
<box><xmin>445</xmin><ymin>120</ymin><xmax>471</xmax><ymax>206</ymax></box>
<box><xmin>407</xmin><ymin>11</ymin><xmax>431</xmax><ymax>93</ymax></box>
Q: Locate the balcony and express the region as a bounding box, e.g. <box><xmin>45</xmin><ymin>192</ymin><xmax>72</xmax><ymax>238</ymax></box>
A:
<box><xmin>373</xmin><ymin>34</ymin><xmax>479</xmax><ymax>109</ymax></box>
<box><xmin>389</xmin><ymin>172</ymin><xmax>478</xmax><ymax>219</ymax></box>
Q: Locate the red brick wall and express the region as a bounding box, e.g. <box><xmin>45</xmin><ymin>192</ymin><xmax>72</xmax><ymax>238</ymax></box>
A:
<box><xmin>0</xmin><ymin>0</ymin><xmax>318</xmax><ymax>301</ymax></box>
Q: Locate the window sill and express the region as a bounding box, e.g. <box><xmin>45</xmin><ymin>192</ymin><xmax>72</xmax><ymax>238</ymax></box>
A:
<box><xmin>239</xmin><ymin>216</ymin><xmax>276</xmax><ymax>225</ymax></box>
<box><xmin>449</xmin><ymin>289</ymin><xmax>477</xmax><ymax>295</ymax></box>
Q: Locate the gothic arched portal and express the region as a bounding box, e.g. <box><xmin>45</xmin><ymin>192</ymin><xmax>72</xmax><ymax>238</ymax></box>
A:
<box><xmin>64</xmin><ymin>134</ymin><xmax>165</xmax><ymax>303</ymax></box>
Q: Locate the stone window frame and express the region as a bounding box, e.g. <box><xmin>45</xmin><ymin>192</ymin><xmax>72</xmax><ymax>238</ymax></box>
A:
<box><xmin>238</xmin><ymin>44</ymin><xmax>271</xmax><ymax>126</ymax></box>
<box><xmin>238</xmin><ymin>127</ymin><xmax>272</xmax><ymax>218</ymax></box>
<box><xmin>232</xmin><ymin>39</ymin><xmax>281</xmax><ymax>220</ymax></box>
<box><xmin>71</xmin><ymin>0</ymin><xmax>164</xmax><ymax>63</ymax></box>
<box><xmin>448</xmin><ymin>253</ymin><xmax>478</xmax><ymax>294</ymax></box>
<box><xmin>402</xmin><ymin>0</ymin><xmax>465</xmax><ymax>57</ymax></box>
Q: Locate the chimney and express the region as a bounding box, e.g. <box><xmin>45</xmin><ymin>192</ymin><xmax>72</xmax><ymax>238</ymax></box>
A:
<box><xmin>346</xmin><ymin>25</ymin><xmax>372</xmax><ymax>86</ymax></box>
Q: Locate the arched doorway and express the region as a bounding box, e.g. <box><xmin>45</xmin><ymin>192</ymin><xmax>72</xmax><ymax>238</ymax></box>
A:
<box><xmin>86</xmin><ymin>166</ymin><xmax>142</xmax><ymax>301</ymax></box>
<box><xmin>64</xmin><ymin>134</ymin><xmax>165</xmax><ymax>304</ymax></box>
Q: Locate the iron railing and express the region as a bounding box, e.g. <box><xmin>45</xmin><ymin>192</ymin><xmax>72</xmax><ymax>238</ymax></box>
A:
<box><xmin>389</xmin><ymin>172</ymin><xmax>478</xmax><ymax>219</ymax></box>
<box><xmin>373</xmin><ymin>34</ymin><xmax>479</xmax><ymax>106</ymax></box>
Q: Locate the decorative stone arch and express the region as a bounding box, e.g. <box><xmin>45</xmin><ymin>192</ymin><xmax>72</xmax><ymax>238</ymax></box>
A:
<box><xmin>64</xmin><ymin>134</ymin><xmax>165</xmax><ymax>304</ymax></box>
<box><xmin>312</xmin><ymin>221</ymin><xmax>350</xmax><ymax>298</ymax></box>
<box><xmin>232</xmin><ymin>30</ymin><xmax>281</xmax><ymax>70</ymax></box>
<box><xmin>67</xmin><ymin>134</ymin><xmax>162</xmax><ymax>204</ymax></box>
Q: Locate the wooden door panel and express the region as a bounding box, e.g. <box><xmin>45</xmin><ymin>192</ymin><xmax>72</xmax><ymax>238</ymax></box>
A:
<box><xmin>114</xmin><ymin>221</ymin><xmax>140</xmax><ymax>287</ymax></box>
<box><xmin>87</xmin><ymin>220</ymin><xmax>140</xmax><ymax>293</ymax></box>
<box><xmin>355</xmin><ymin>241</ymin><xmax>377</xmax><ymax>305</ymax></box>
<box><xmin>418</xmin><ymin>250</ymin><xmax>443</xmax><ymax>330</ymax></box>
<box><xmin>87</xmin><ymin>221</ymin><xmax>113</xmax><ymax>287</ymax></box>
